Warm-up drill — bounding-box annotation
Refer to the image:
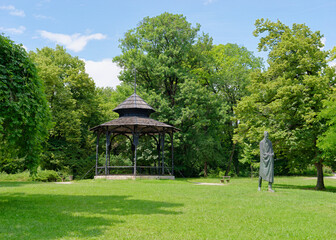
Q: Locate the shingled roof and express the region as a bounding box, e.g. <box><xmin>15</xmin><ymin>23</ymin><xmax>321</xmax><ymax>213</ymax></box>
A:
<box><xmin>113</xmin><ymin>93</ymin><xmax>155</xmax><ymax>113</ymax></box>
<box><xmin>90</xmin><ymin>93</ymin><xmax>179</xmax><ymax>134</ymax></box>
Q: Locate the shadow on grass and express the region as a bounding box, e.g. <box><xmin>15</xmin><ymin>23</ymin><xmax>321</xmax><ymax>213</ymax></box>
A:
<box><xmin>0</xmin><ymin>181</ymin><xmax>38</xmax><ymax>188</ymax></box>
<box><xmin>0</xmin><ymin>191</ymin><xmax>183</xmax><ymax>240</ymax></box>
<box><xmin>274</xmin><ymin>183</ymin><xmax>336</xmax><ymax>193</ymax></box>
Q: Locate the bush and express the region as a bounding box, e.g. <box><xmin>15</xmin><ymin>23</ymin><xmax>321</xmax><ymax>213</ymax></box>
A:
<box><xmin>33</xmin><ymin>169</ymin><xmax>61</xmax><ymax>182</ymax></box>
<box><xmin>0</xmin><ymin>170</ymin><xmax>32</xmax><ymax>181</ymax></box>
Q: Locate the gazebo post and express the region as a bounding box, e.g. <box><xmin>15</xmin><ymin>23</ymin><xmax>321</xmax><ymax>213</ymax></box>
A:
<box><xmin>171</xmin><ymin>132</ymin><xmax>174</xmax><ymax>176</ymax></box>
<box><xmin>133</xmin><ymin>130</ymin><xmax>139</xmax><ymax>176</ymax></box>
<box><xmin>95</xmin><ymin>131</ymin><xmax>100</xmax><ymax>176</ymax></box>
<box><xmin>160</xmin><ymin>133</ymin><xmax>165</xmax><ymax>175</ymax></box>
<box><xmin>105</xmin><ymin>130</ymin><xmax>110</xmax><ymax>175</ymax></box>
<box><xmin>157</xmin><ymin>136</ymin><xmax>160</xmax><ymax>175</ymax></box>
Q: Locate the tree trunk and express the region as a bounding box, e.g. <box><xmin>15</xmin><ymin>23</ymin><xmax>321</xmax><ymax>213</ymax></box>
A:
<box><xmin>315</xmin><ymin>161</ymin><xmax>325</xmax><ymax>190</ymax></box>
<box><xmin>250</xmin><ymin>164</ymin><xmax>253</xmax><ymax>179</ymax></box>
<box><xmin>204</xmin><ymin>161</ymin><xmax>207</xmax><ymax>177</ymax></box>
<box><xmin>225</xmin><ymin>142</ymin><xmax>236</xmax><ymax>176</ymax></box>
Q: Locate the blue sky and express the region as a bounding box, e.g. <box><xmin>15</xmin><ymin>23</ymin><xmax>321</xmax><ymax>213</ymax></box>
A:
<box><xmin>1</xmin><ymin>0</ymin><xmax>336</xmax><ymax>88</ymax></box>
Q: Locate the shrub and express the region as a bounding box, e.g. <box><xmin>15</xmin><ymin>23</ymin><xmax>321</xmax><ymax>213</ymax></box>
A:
<box><xmin>0</xmin><ymin>170</ymin><xmax>32</xmax><ymax>181</ymax></box>
<box><xmin>33</xmin><ymin>169</ymin><xmax>61</xmax><ymax>182</ymax></box>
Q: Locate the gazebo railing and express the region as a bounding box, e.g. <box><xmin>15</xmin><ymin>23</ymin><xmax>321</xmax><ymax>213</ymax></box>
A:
<box><xmin>96</xmin><ymin>166</ymin><xmax>173</xmax><ymax>176</ymax></box>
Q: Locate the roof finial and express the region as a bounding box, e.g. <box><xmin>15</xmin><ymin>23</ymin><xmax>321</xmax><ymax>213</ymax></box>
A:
<box><xmin>134</xmin><ymin>67</ymin><xmax>136</xmax><ymax>95</ymax></box>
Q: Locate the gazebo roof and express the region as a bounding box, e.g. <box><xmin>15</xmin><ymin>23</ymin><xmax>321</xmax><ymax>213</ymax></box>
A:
<box><xmin>90</xmin><ymin>93</ymin><xmax>180</xmax><ymax>134</ymax></box>
<box><xmin>113</xmin><ymin>93</ymin><xmax>155</xmax><ymax>114</ymax></box>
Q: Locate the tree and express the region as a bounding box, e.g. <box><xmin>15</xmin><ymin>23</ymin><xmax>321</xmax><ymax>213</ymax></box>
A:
<box><xmin>29</xmin><ymin>46</ymin><xmax>100</xmax><ymax>177</ymax></box>
<box><xmin>317</xmin><ymin>88</ymin><xmax>336</xmax><ymax>171</ymax></box>
<box><xmin>113</xmin><ymin>12</ymin><xmax>200</xmax><ymax>107</ymax></box>
<box><xmin>235</xmin><ymin>19</ymin><xmax>334</xmax><ymax>190</ymax></box>
<box><xmin>196</xmin><ymin>43</ymin><xmax>263</xmax><ymax>175</ymax></box>
<box><xmin>175</xmin><ymin>79</ymin><xmax>228</xmax><ymax>176</ymax></box>
<box><xmin>0</xmin><ymin>34</ymin><xmax>51</xmax><ymax>173</ymax></box>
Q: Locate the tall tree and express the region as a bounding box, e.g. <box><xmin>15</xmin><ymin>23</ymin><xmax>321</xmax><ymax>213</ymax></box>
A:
<box><xmin>0</xmin><ymin>34</ymin><xmax>51</xmax><ymax>173</ymax></box>
<box><xmin>317</xmin><ymin>87</ymin><xmax>336</xmax><ymax>171</ymax></box>
<box><xmin>235</xmin><ymin>19</ymin><xmax>334</xmax><ymax>190</ymax></box>
<box><xmin>29</xmin><ymin>46</ymin><xmax>100</xmax><ymax>177</ymax></box>
<box><xmin>195</xmin><ymin>43</ymin><xmax>263</xmax><ymax>175</ymax></box>
<box><xmin>113</xmin><ymin>12</ymin><xmax>200</xmax><ymax>107</ymax></box>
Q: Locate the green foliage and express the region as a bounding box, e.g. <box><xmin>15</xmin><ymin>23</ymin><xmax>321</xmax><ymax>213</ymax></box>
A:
<box><xmin>113</xmin><ymin>13</ymin><xmax>264</xmax><ymax>177</ymax></box>
<box><xmin>29</xmin><ymin>46</ymin><xmax>101</xmax><ymax>177</ymax></box>
<box><xmin>33</xmin><ymin>168</ymin><xmax>61</xmax><ymax>182</ymax></box>
<box><xmin>240</xmin><ymin>142</ymin><xmax>259</xmax><ymax>177</ymax></box>
<box><xmin>114</xmin><ymin>12</ymin><xmax>200</xmax><ymax>104</ymax></box>
<box><xmin>0</xmin><ymin>156</ymin><xmax>25</xmax><ymax>174</ymax></box>
<box><xmin>96</xmin><ymin>84</ymin><xmax>134</xmax><ymax>122</ymax></box>
<box><xmin>198</xmin><ymin>43</ymin><xmax>264</xmax><ymax>174</ymax></box>
<box><xmin>0</xmin><ymin>34</ymin><xmax>51</xmax><ymax>172</ymax></box>
<box><xmin>0</xmin><ymin>170</ymin><xmax>31</xmax><ymax>181</ymax></box>
<box><xmin>317</xmin><ymin>88</ymin><xmax>336</xmax><ymax>170</ymax></box>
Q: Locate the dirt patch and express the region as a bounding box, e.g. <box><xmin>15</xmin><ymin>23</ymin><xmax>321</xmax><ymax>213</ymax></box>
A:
<box><xmin>193</xmin><ymin>182</ymin><xmax>225</xmax><ymax>186</ymax></box>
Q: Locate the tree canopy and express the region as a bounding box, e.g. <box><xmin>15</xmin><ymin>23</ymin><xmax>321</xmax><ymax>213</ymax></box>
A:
<box><xmin>29</xmin><ymin>46</ymin><xmax>101</xmax><ymax>177</ymax></box>
<box><xmin>0</xmin><ymin>34</ymin><xmax>51</xmax><ymax>173</ymax></box>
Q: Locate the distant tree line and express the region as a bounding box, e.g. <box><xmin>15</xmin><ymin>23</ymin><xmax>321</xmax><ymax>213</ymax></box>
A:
<box><xmin>1</xmin><ymin>13</ymin><xmax>336</xmax><ymax>190</ymax></box>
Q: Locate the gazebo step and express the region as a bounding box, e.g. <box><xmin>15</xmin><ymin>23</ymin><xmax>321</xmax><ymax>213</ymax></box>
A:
<box><xmin>94</xmin><ymin>175</ymin><xmax>175</xmax><ymax>180</ymax></box>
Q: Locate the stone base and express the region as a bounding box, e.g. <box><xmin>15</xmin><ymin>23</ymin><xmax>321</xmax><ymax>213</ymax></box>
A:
<box><xmin>94</xmin><ymin>175</ymin><xmax>175</xmax><ymax>180</ymax></box>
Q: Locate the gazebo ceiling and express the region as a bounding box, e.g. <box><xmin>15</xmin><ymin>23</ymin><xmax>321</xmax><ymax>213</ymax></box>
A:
<box><xmin>90</xmin><ymin>116</ymin><xmax>179</xmax><ymax>134</ymax></box>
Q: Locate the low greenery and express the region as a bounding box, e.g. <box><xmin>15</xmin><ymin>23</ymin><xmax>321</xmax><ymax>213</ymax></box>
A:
<box><xmin>33</xmin><ymin>169</ymin><xmax>61</xmax><ymax>182</ymax></box>
<box><xmin>0</xmin><ymin>170</ymin><xmax>31</xmax><ymax>181</ymax></box>
<box><xmin>1</xmin><ymin>177</ymin><xmax>335</xmax><ymax>239</ymax></box>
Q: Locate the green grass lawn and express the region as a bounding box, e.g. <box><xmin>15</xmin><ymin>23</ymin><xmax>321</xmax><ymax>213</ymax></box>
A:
<box><xmin>1</xmin><ymin>177</ymin><xmax>336</xmax><ymax>240</ymax></box>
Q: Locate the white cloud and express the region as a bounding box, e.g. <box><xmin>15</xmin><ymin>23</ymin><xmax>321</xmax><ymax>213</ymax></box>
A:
<box><xmin>0</xmin><ymin>5</ymin><xmax>25</xmax><ymax>17</ymax></box>
<box><xmin>329</xmin><ymin>60</ymin><xmax>336</xmax><ymax>67</ymax></box>
<box><xmin>320</xmin><ymin>37</ymin><xmax>326</xmax><ymax>49</ymax></box>
<box><xmin>203</xmin><ymin>0</ymin><xmax>216</xmax><ymax>5</ymax></box>
<box><xmin>38</xmin><ymin>30</ymin><xmax>107</xmax><ymax>52</ymax></box>
<box><xmin>84</xmin><ymin>59</ymin><xmax>122</xmax><ymax>88</ymax></box>
<box><xmin>0</xmin><ymin>26</ymin><xmax>26</xmax><ymax>34</ymax></box>
<box><xmin>34</xmin><ymin>14</ymin><xmax>54</xmax><ymax>20</ymax></box>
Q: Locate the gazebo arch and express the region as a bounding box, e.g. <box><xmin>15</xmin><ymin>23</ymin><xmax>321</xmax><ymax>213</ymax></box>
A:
<box><xmin>90</xmin><ymin>93</ymin><xmax>180</xmax><ymax>180</ymax></box>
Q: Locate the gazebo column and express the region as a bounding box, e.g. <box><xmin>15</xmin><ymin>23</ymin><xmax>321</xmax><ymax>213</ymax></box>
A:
<box><xmin>133</xmin><ymin>131</ymin><xmax>139</xmax><ymax>176</ymax></box>
<box><xmin>95</xmin><ymin>131</ymin><xmax>100</xmax><ymax>176</ymax></box>
<box><xmin>105</xmin><ymin>130</ymin><xmax>111</xmax><ymax>175</ymax></box>
<box><xmin>160</xmin><ymin>133</ymin><xmax>165</xmax><ymax>175</ymax></box>
<box><xmin>170</xmin><ymin>132</ymin><xmax>174</xmax><ymax>176</ymax></box>
<box><xmin>156</xmin><ymin>137</ymin><xmax>160</xmax><ymax>175</ymax></box>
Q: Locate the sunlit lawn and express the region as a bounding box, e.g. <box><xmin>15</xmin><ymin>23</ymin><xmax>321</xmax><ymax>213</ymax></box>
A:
<box><xmin>1</xmin><ymin>177</ymin><xmax>336</xmax><ymax>239</ymax></box>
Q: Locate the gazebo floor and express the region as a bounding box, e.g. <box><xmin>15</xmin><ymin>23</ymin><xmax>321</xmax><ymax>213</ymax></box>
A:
<box><xmin>94</xmin><ymin>175</ymin><xmax>175</xmax><ymax>180</ymax></box>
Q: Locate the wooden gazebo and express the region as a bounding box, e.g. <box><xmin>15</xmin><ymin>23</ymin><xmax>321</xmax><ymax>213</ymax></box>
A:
<box><xmin>90</xmin><ymin>93</ymin><xmax>179</xmax><ymax>179</ymax></box>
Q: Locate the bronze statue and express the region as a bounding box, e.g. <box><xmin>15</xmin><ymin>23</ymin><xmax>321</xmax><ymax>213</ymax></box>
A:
<box><xmin>258</xmin><ymin>131</ymin><xmax>275</xmax><ymax>192</ymax></box>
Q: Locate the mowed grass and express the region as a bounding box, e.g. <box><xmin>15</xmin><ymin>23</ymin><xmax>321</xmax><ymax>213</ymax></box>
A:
<box><xmin>1</xmin><ymin>177</ymin><xmax>336</xmax><ymax>240</ymax></box>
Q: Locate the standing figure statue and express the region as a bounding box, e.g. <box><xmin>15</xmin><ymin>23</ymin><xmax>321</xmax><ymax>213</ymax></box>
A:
<box><xmin>258</xmin><ymin>131</ymin><xmax>275</xmax><ymax>192</ymax></box>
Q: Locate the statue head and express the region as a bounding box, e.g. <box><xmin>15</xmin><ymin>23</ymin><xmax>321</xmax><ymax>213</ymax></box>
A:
<box><xmin>264</xmin><ymin>131</ymin><xmax>269</xmax><ymax>139</ymax></box>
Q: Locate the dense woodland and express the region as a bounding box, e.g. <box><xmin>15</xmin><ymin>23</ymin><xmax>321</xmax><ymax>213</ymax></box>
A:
<box><xmin>1</xmin><ymin>13</ymin><xmax>336</xmax><ymax>189</ymax></box>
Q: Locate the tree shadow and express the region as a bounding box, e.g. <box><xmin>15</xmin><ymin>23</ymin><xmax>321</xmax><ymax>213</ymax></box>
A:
<box><xmin>0</xmin><ymin>181</ymin><xmax>38</xmax><ymax>188</ymax></box>
<box><xmin>274</xmin><ymin>183</ymin><xmax>336</xmax><ymax>193</ymax></box>
<box><xmin>0</xmin><ymin>191</ymin><xmax>183</xmax><ymax>239</ymax></box>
